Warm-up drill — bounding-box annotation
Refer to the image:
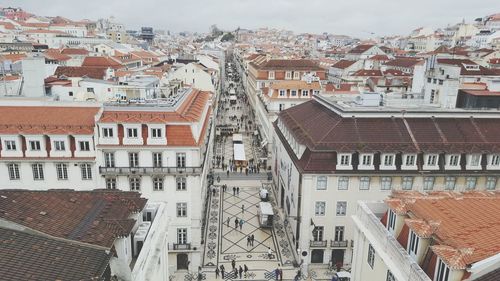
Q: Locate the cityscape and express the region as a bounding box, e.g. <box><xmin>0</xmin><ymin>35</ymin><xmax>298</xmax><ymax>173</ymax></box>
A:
<box><xmin>0</xmin><ymin>4</ymin><xmax>500</xmax><ymax>281</ymax></box>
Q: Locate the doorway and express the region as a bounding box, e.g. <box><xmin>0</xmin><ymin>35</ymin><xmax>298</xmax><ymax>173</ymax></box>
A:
<box><xmin>177</xmin><ymin>253</ymin><xmax>189</xmax><ymax>270</ymax></box>
<box><xmin>311</xmin><ymin>249</ymin><xmax>324</xmax><ymax>264</ymax></box>
<box><xmin>331</xmin><ymin>249</ymin><xmax>345</xmax><ymax>267</ymax></box>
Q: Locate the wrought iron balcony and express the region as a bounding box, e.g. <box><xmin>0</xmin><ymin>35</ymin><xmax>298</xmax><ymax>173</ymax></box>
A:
<box><xmin>331</xmin><ymin>240</ymin><xmax>349</xmax><ymax>248</ymax></box>
<box><xmin>99</xmin><ymin>166</ymin><xmax>202</xmax><ymax>176</ymax></box>
<box><xmin>169</xmin><ymin>243</ymin><xmax>192</xmax><ymax>251</ymax></box>
<box><xmin>309</xmin><ymin>240</ymin><xmax>327</xmax><ymax>247</ymax></box>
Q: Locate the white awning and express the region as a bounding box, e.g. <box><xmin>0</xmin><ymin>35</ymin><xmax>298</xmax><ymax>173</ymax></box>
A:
<box><xmin>234</xmin><ymin>143</ymin><xmax>246</xmax><ymax>161</ymax></box>
<box><xmin>232</xmin><ymin>133</ymin><xmax>243</xmax><ymax>143</ymax></box>
<box><xmin>336</xmin><ymin>272</ymin><xmax>351</xmax><ymax>278</ymax></box>
<box><xmin>259</xmin><ymin>202</ymin><xmax>274</xmax><ymax>215</ymax></box>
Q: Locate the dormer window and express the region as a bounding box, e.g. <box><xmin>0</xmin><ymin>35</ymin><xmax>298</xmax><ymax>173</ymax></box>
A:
<box><xmin>447</xmin><ymin>154</ymin><xmax>460</xmax><ymax>168</ymax></box>
<box><xmin>435</xmin><ymin>258</ymin><xmax>450</xmax><ymax>281</ymax></box>
<box><xmin>268</xmin><ymin>71</ymin><xmax>275</xmax><ymax>80</ymax></box>
<box><xmin>127</xmin><ymin>128</ymin><xmax>138</xmax><ymax>138</ymax></box>
<box><xmin>361</xmin><ymin>154</ymin><xmax>372</xmax><ymax>166</ymax></box>
<box><xmin>426</xmin><ymin>154</ymin><xmax>438</xmax><ymax>166</ymax></box>
<box><xmin>339</xmin><ymin>154</ymin><xmax>351</xmax><ymax>166</ymax></box>
<box><xmin>405</xmin><ymin>154</ymin><xmax>416</xmax><ymax>166</ymax></box>
<box><xmin>383</xmin><ymin>154</ymin><xmax>394</xmax><ymax>166</ymax></box>
<box><xmin>293</xmin><ymin>71</ymin><xmax>300</xmax><ymax>79</ymax></box>
<box><xmin>4</xmin><ymin>140</ymin><xmax>16</xmax><ymax>151</ymax></box>
<box><xmin>408</xmin><ymin>230</ymin><xmax>419</xmax><ymax>259</ymax></box>
<box><xmin>151</xmin><ymin>128</ymin><xmax>162</xmax><ymax>138</ymax></box>
<box><xmin>387</xmin><ymin>209</ymin><xmax>396</xmax><ymax>233</ymax></box>
<box><xmin>103</xmin><ymin>127</ymin><xmax>114</xmax><ymax>138</ymax></box>
<box><xmin>285</xmin><ymin>71</ymin><xmax>292</xmax><ymax>80</ymax></box>
<box><xmin>490</xmin><ymin>155</ymin><xmax>500</xmax><ymax>167</ymax></box>
<box><xmin>54</xmin><ymin>141</ymin><xmax>66</xmax><ymax>151</ymax></box>
<box><xmin>469</xmin><ymin>154</ymin><xmax>481</xmax><ymax>166</ymax></box>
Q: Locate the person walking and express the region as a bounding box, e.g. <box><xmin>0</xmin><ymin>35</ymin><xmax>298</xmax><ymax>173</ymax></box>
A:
<box><xmin>239</xmin><ymin>219</ymin><xmax>244</xmax><ymax>230</ymax></box>
<box><xmin>251</xmin><ymin>234</ymin><xmax>255</xmax><ymax>246</ymax></box>
<box><xmin>227</xmin><ymin>217</ymin><xmax>230</xmax><ymax>227</ymax></box>
<box><xmin>231</xmin><ymin>259</ymin><xmax>236</xmax><ymax>270</ymax></box>
<box><xmin>238</xmin><ymin>266</ymin><xmax>243</xmax><ymax>279</ymax></box>
<box><xmin>220</xmin><ymin>265</ymin><xmax>225</xmax><ymax>279</ymax></box>
<box><xmin>215</xmin><ymin>267</ymin><xmax>220</xmax><ymax>279</ymax></box>
<box><xmin>279</xmin><ymin>267</ymin><xmax>283</xmax><ymax>281</ymax></box>
<box><xmin>274</xmin><ymin>268</ymin><xmax>279</xmax><ymax>281</ymax></box>
<box><xmin>244</xmin><ymin>264</ymin><xmax>248</xmax><ymax>278</ymax></box>
<box><xmin>241</xmin><ymin>204</ymin><xmax>245</xmax><ymax>213</ymax></box>
<box><xmin>236</xmin><ymin>187</ymin><xmax>240</xmax><ymax>195</ymax></box>
<box><xmin>247</xmin><ymin>235</ymin><xmax>251</xmax><ymax>247</ymax></box>
<box><xmin>268</xmin><ymin>247</ymin><xmax>273</xmax><ymax>259</ymax></box>
<box><xmin>234</xmin><ymin>218</ymin><xmax>239</xmax><ymax>229</ymax></box>
<box><xmin>233</xmin><ymin>186</ymin><xmax>236</xmax><ymax>196</ymax></box>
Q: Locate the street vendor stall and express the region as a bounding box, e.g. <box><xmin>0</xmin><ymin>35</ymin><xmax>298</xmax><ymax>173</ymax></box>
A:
<box><xmin>258</xmin><ymin>202</ymin><xmax>274</xmax><ymax>228</ymax></box>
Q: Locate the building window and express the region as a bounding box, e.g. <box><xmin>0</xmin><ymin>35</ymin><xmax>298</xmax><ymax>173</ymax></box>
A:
<box><xmin>338</xmin><ymin>177</ymin><xmax>349</xmax><ymax>190</ymax></box>
<box><xmin>279</xmin><ymin>89</ymin><xmax>286</xmax><ymax>97</ymax></box>
<box><xmin>56</xmin><ymin>163</ymin><xmax>68</xmax><ymax>180</ymax></box>
<box><xmin>315</xmin><ymin>201</ymin><xmax>326</xmax><ymax>216</ymax></box>
<box><xmin>293</xmin><ymin>71</ymin><xmax>300</xmax><ymax>79</ymax></box>
<box><xmin>426</xmin><ymin>154</ymin><xmax>438</xmax><ymax>166</ymax></box>
<box><xmin>408</xmin><ymin>230</ymin><xmax>419</xmax><ymax>257</ymax></box>
<box><xmin>316</xmin><ymin>176</ymin><xmax>327</xmax><ymax>190</ymax></box>
<box><xmin>4</xmin><ymin>140</ymin><xmax>16</xmax><ymax>151</ymax></box>
<box><xmin>387</xmin><ymin>210</ymin><xmax>396</xmax><ymax>232</ymax></box>
<box><xmin>176</xmin><ymin>177</ymin><xmax>187</xmax><ymax>191</ymax></box>
<box><xmin>312</xmin><ymin>226</ymin><xmax>324</xmax><ymax>241</ymax></box>
<box><xmin>177</xmin><ymin>202</ymin><xmax>188</xmax><ymax>217</ymax></box>
<box><xmin>153</xmin><ymin>177</ymin><xmax>164</xmax><ymax>191</ymax></box>
<box><xmin>279</xmin><ymin>104</ymin><xmax>285</xmax><ymax>111</ymax></box>
<box><xmin>104</xmin><ymin>152</ymin><xmax>115</xmax><ymax>167</ymax></box>
<box><xmin>130</xmin><ymin>177</ymin><xmax>140</xmax><ymax>191</ymax></box>
<box><xmin>386</xmin><ymin>270</ymin><xmax>396</xmax><ymax>281</ymax></box>
<box><xmin>381</xmin><ymin>177</ymin><xmax>392</xmax><ymax>190</ymax></box>
<box><xmin>423</xmin><ymin>176</ymin><xmax>435</xmax><ymax>190</ymax></box>
<box><xmin>383</xmin><ymin>155</ymin><xmax>394</xmax><ymax>166</ymax></box>
<box><xmin>103</xmin><ymin>128</ymin><xmax>114</xmax><ymax>138</ymax></box>
<box><xmin>32</xmin><ymin>164</ymin><xmax>44</xmax><ymax>180</ymax></box>
<box><xmin>334</xmin><ymin>226</ymin><xmax>344</xmax><ymax>242</ymax></box>
<box><xmin>29</xmin><ymin>140</ymin><xmax>41</xmax><ymax>151</ymax></box>
<box><xmin>445</xmin><ymin>176</ymin><xmax>456</xmax><ymax>190</ymax></box>
<box><xmin>466</xmin><ymin>177</ymin><xmax>477</xmax><ymax>190</ymax></box>
<box><xmin>177</xmin><ymin>228</ymin><xmax>187</xmax><ymax>244</ymax></box>
<box><xmin>469</xmin><ymin>154</ymin><xmax>481</xmax><ymax>166</ymax></box>
<box><xmin>106</xmin><ymin>177</ymin><xmax>117</xmax><ymax>189</ymax></box>
<box><xmin>339</xmin><ymin>154</ymin><xmax>350</xmax><ymax>166</ymax></box>
<box><xmin>436</xmin><ymin>259</ymin><xmax>450</xmax><ymax>281</ymax></box>
<box><xmin>361</xmin><ymin>154</ymin><xmax>372</xmax><ymax>166</ymax></box>
<box><xmin>405</xmin><ymin>154</ymin><xmax>416</xmax><ymax>166</ymax></box>
<box><xmin>268</xmin><ymin>71</ymin><xmax>275</xmax><ymax>80</ymax></box>
<box><xmin>291</xmin><ymin>90</ymin><xmax>297</xmax><ymax>97</ymax></box>
<box><xmin>153</xmin><ymin>152</ymin><xmax>162</xmax><ymax>168</ymax></box>
<box><xmin>359</xmin><ymin>177</ymin><xmax>370</xmax><ymax>190</ymax></box>
<box><xmin>448</xmin><ymin>155</ymin><xmax>460</xmax><ymax>166</ymax></box>
<box><xmin>79</xmin><ymin>141</ymin><xmax>90</xmax><ymax>151</ymax></box>
<box><xmin>367</xmin><ymin>244</ymin><xmax>375</xmax><ymax>268</ymax></box>
<box><xmin>176</xmin><ymin>153</ymin><xmax>186</xmax><ymax>168</ymax></box>
<box><xmin>127</xmin><ymin>128</ymin><xmax>138</xmax><ymax>138</ymax></box>
<box><xmin>7</xmin><ymin>163</ymin><xmax>20</xmax><ymax>180</ymax></box>
<box><xmin>54</xmin><ymin>141</ymin><xmax>65</xmax><ymax>151</ymax></box>
<box><xmin>490</xmin><ymin>155</ymin><xmax>500</xmax><ymax>167</ymax></box>
<box><xmin>80</xmin><ymin>163</ymin><xmax>92</xmax><ymax>180</ymax></box>
<box><xmin>285</xmin><ymin>71</ymin><xmax>292</xmax><ymax>79</ymax></box>
<box><xmin>486</xmin><ymin>177</ymin><xmax>497</xmax><ymax>190</ymax></box>
<box><xmin>402</xmin><ymin>176</ymin><xmax>413</xmax><ymax>190</ymax></box>
<box><xmin>151</xmin><ymin>128</ymin><xmax>162</xmax><ymax>138</ymax></box>
<box><xmin>129</xmin><ymin>152</ymin><xmax>139</xmax><ymax>167</ymax></box>
<box><xmin>302</xmin><ymin>90</ymin><xmax>309</xmax><ymax>97</ymax></box>
<box><xmin>336</xmin><ymin>201</ymin><xmax>347</xmax><ymax>216</ymax></box>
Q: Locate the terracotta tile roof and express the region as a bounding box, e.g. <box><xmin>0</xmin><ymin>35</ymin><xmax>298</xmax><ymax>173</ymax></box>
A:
<box><xmin>331</xmin><ymin>60</ymin><xmax>357</xmax><ymax>69</ymax></box>
<box><xmin>269</xmin><ymin>80</ymin><xmax>321</xmax><ymax>90</ymax></box>
<box><xmin>383</xmin><ymin>69</ymin><xmax>412</xmax><ymax>77</ymax></box>
<box><xmin>54</xmin><ymin>66</ymin><xmax>107</xmax><ymax>79</ymax></box>
<box><xmin>43</xmin><ymin>52</ymin><xmax>71</xmax><ymax>62</ymax></box>
<box><xmin>166</xmin><ymin>125</ymin><xmax>196</xmax><ymax>146</ymax></box>
<box><xmin>0</xmin><ymin>53</ymin><xmax>26</xmax><ymax>63</ymax></box>
<box><xmin>405</xmin><ymin>218</ymin><xmax>435</xmax><ymax>238</ymax></box>
<box><xmin>369</xmin><ymin>55</ymin><xmax>390</xmax><ymax>61</ymax></box>
<box><xmin>0</xmin><ymin>106</ymin><xmax>99</xmax><ymax>135</ymax></box>
<box><xmin>61</xmin><ymin>48</ymin><xmax>89</xmax><ymax>56</ymax></box>
<box><xmin>0</xmin><ymin>190</ymin><xmax>147</xmax><ymax>248</ymax></box>
<box><xmin>430</xmin><ymin>245</ymin><xmax>472</xmax><ymax>269</ymax></box>
<box><xmin>348</xmin><ymin>44</ymin><xmax>375</xmax><ymax>54</ymax></box>
<box><xmin>82</xmin><ymin>56</ymin><xmax>123</xmax><ymax>69</ymax></box>
<box><xmin>250</xmin><ymin>59</ymin><xmax>324</xmax><ymax>71</ymax></box>
<box><xmin>384</xmin><ymin>58</ymin><xmax>423</xmax><ymax>68</ymax></box>
<box><xmin>352</xmin><ymin>69</ymin><xmax>383</xmax><ymax>77</ymax></box>
<box><xmin>0</xmin><ymin>227</ymin><xmax>111</xmax><ymax>281</ymax></box>
<box><xmin>437</xmin><ymin>59</ymin><xmax>500</xmax><ymax>76</ymax></box>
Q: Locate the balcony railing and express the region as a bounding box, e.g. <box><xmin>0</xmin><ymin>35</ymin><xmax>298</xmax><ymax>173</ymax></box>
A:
<box><xmin>99</xmin><ymin>166</ymin><xmax>202</xmax><ymax>176</ymax></box>
<box><xmin>170</xmin><ymin>243</ymin><xmax>191</xmax><ymax>251</ymax></box>
<box><xmin>331</xmin><ymin>240</ymin><xmax>349</xmax><ymax>248</ymax></box>
<box><xmin>310</xmin><ymin>240</ymin><xmax>327</xmax><ymax>247</ymax></box>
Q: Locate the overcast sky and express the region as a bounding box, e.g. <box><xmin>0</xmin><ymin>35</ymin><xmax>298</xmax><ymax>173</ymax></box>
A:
<box><xmin>3</xmin><ymin>0</ymin><xmax>499</xmax><ymax>37</ymax></box>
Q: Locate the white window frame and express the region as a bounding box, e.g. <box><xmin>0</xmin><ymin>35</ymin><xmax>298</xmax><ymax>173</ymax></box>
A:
<box><xmin>129</xmin><ymin>177</ymin><xmax>141</xmax><ymax>191</ymax></box>
<box><xmin>367</xmin><ymin>244</ymin><xmax>375</xmax><ymax>268</ymax></box>
<box><xmin>381</xmin><ymin>154</ymin><xmax>395</xmax><ymax>169</ymax></box>
<box><xmin>53</xmin><ymin>141</ymin><xmax>66</xmax><ymax>151</ymax></box>
<box><xmin>408</xmin><ymin>230</ymin><xmax>419</xmax><ymax>258</ymax></box>
<box><xmin>151</xmin><ymin>128</ymin><xmax>162</xmax><ymax>138</ymax></box>
<box><xmin>176</xmin><ymin>177</ymin><xmax>187</xmax><ymax>191</ymax></box>
<box><xmin>301</xmin><ymin>90</ymin><xmax>309</xmax><ymax>97</ymax></box>
<box><xmin>467</xmin><ymin>154</ymin><xmax>481</xmax><ymax>169</ymax></box>
<box><xmin>444</xmin><ymin>176</ymin><xmax>456</xmax><ymax>190</ymax></box>
<box><xmin>7</xmin><ymin>163</ymin><xmax>20</xmax><ymax>180</ymax></box>
<box><xmin>32</xmin><ymin>163</ymin><xmax>44</xmax><ymax>180</ymax></box>
<box><xmin>285</xmin><ymin>71</ymin><xmax>292</xmax><ymax>80</ymax></box>
<box><xmin>423</xmin><ymin>176</ymin><xmax>435</xmax><ymax>191</ymax></box>
<box><xmin>79</xmin><ymin>141</ymin><xmax>90</xmax><ymax>151</ymax></box>
<box><xmin>488</xmin><ymin>154</ymin><xmax>500</xmax><ymax>169</ymax></box>
<box><xmin>291</xmin><ymin>90</ymin><xmax>297</xmax><ymax>97</ymax></box>
<box><xmin>337</xmin><ymin>154</ymin><xmax>351</xmax><ymax>169</ymax></box>
<box><xmin>4</xmin><ymin>140</ymin><xmax>17</xmax><ymax>151</ymax></box>
<box><xmin>359</xmin><ymin>154</ymin><xmax>374</xmax><ymax>170</ymax></box>
<box><xmin>153</xmin><ymin>152</ymin><xmax>162</xmax><ymax>168</ymax></box>
<box><xmin>268</xmin><ymin>71</ymin><xmax>275</xmax><ymax>80</ymax></box>
<box><xmin>387</xmin><ymin>209</ymin><xmax>396</xmax><ymax>233</ymax></box>
<box><xmin>402</xmin><ymin>176</ymin><xmax>414</xmax><ymax>190</ymax></box>
<box><xmin>127</xmin><ymin>128</ymin><xmax>138</xmax><ymax>138</ymax></box>
<box><xmin>102</xmin><ymin>127</ymin><xmax>114</xmax><ymax>138</ymax></box>
<box><xmin>129</xmin><ymin>152</ymin><xmax>139</xmax><ymax>167</ymax></box>
<box><xmin>316</xmin><ymin>176</ymin><xmax>327</xmax><ymax>190</ymax></box>
<box><xmin>338</xmin><ymin>176</ymin><xmax>349</xmax><ymax>190</ymax></box>
<box><xmin>56</xmin><ymin>163</ymin><xmax>68</xmax><ymax>180</ymax></box>
<box><xmin>336</xmin><ymin>201</ymin><xmax>347</xmax><ymax>216</ymax></box>
<box><xmin>104</xmin><ymin>152</ymin><xmax>115</xmax><ymax>168</ymax></box>
<box><xmin>446</xmin><ymin>154</ymin><xmax>460</xmax><ymax>169</ymax></box>
<box><xmin>403</xmin><ymin>154</ymin><xmax>417</xmax><ymax>169</ymax></box>
<box><xmin>293</xmin><ymin>71</ymin><xmax>300</xmax><ymax>80</ymax></box>
<box><xmin>359</xmin><ymin>176</ymin><xmax>370</xmax><ymax>190</ymax></box>
<box><xmin>106</xmin><ymin>177</ymin><xmax>117</xmax><ymax>189</ymax></box>
<box><xmin>424</xmin><ymin>154</ymin><xmax>439</xmax><ymax>169</ymax></box>
<box><xmin>315</xmin><ymin>201</ymin><xmax>326</xmax><ymax>216</ymax></box>
<box><xmin>435</xmin><ymin>258</ymin><xmax>450</xmax><ymax>281</ymax></box>
<box><xmin>381</xmin><ymin>176</ymin><xmax>392</xmax><ymax>190</ymax></box>
<box><xmin>153</xmin><ymin>177</ymin><xmax>164</xmax><ymax>191</ymax></box>
<box><xmin>177</xmin><ymin>202</ymin><xmax>188</xmax><ymax>217</ymax></box>
<box><xmin>80</xmin><ymin>163</ymin><xmax>92</xmax><ymax>180</ymax></box>
<box><xmin>279</xmin><ymin>89</ymin><xmax>286</xmax><ymax>97</ymax></box>
<box><xmin>486</xmin><ymin>176</ymin><xmax>497</xmax><ymax>190</ymax></box>
<box><xmin>465</xmin><ymin>176</ymin><xmax>477</xmax><ymax>190</ymax></box>
<box><xmin>29</xmin><ymin>140</ymin><xmax>41</xmax><ymax>151</ymax></box>
<box><xmin>177</xmin><ymin>228</ymin><xmax>188</xmax><ymax>244</ymax></box>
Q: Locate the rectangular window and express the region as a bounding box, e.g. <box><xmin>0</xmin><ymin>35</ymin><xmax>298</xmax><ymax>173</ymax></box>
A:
<box><xmin>436</xmin><ymin>259</ymin><xmax>450</xmax><ymax>281</ymax></box>
<box><xmin>56</xmin><ymin>163</ymin><xmax>68</xmax><ymax>180</ymax></box>
<box><xmin>129</xmin><ymin>152</ymin><xmax>139</xmax><ymax>167</ymax></box>
<box><xmin>408</xmin><ymin>230</ymin><xmax>419</xmax><ymax>257</ymax></box>
<box><xmin>338</xmin><ymin>177</ymin><xmax>349</xmax><ymax>190</ymax></box>
<box><xmin>336</xmin><ymin>201</ymin><xmax>347</xmax><ymax>216</ymax></box>
<box><xmin>32</xmin><ymin>164</ymin><xmax>44</xmax><ymax>180</ymax></box>
<box><xmin>466</xmin><ymin>177</ymin><xmax>477</xmax><ymax>190</ymax></box>
<box><xmin>384</xmin><ymin>155</ymin><xmax>394</xmax><ymax>166</ymax></box>
<box><xmin>448</xmin><ymin>155</ymin><xmax>460</xmax><ymax>166</ymax></box>
<box><xmin>130</xmin><ymin>177</ymin><xmax>140</xmax><ymax>191</ymax></box>
<box><xmin>361</xmin><ymin>155</ymin><xmax>372</xmax><ymax>166</ymax></box>
<box><xmin>177</xmin><ymin>228</ymin><xmax>187</xmax><ymax>244</ymax></box>
<box><xmin>176</xmin><ymin>177</ymin><xmax>187</xmax><ymax>191</ymax></box>
<box><xmin>279</xmin><ymin>104</ymin><xmax>285</xmax><ymax>111</ymax></box>
<box><xmin>4</xmin><ymin>140</ymin><xmax>16</xmax><ymax>151</ymax></box>
<box><xmin>279</xmin><ymin>90</ymin><xmax>286</xmax><ymax>97</ymax></box>
<box><xmin>103</xmin><ymin>128</ymin><xmax>114</xmax><ymax>138</ymax></box>
<box><xmin>334</xmin><ymin>226</ymin><xmax>344</xmax><ymax>242</ymax></box>
<box><xmin>79</xmin><ymin>141</ymin><xmax>90</xmax><ymax>151</ymax></box>
<box><xmin>367</xmin><ymin>244</ymin><xmax>375</xmax><ymax>268</ymax></box>
<box><xmin>359</xmin><ymin>177</ymin><xmax>370</xmax><ymax>190</ymax></box>
<box><xmin>490</xmin><ymin>155</ymin><xmax>500</xmax><ymax>166</ymax></box>
<box><xmin>285</xmin><ymin>71</ymin><xmax>292</xmax><ymax>79</ymax></box>
<box><xmin>54</xmin><ymin>141</ymin><xmax>66</xmax><ymax>151</ymax></box>
<box><xmin>291</xmin><ymin>90</ymin><xmax>297</xmax><ymax>97</ymax></box>
<box><xmin>80</xmin><ymin>163</ymin><xmax>92</xmax><ymax>180</ymax></box>
<box><xmin>176</xmin><ymin>153</ymin><xmax>186</xmax><ymax>168</ymax></box>
<box><xmin>268</xmin><ymin>71</ymin><xmax>275</xmax><ymax>80</ymax></box>
<box><xmin>153</xmin><ymin>177</ymin><xmax>164</xmax><ymax>191</ymax></box>
<box><xmin>127</xmin><ymin>128</ymin><xmax>138</xmax><ymax>138</ymax></box>
<box><xmin>386</xmin><ymin>270</ymin><xmax>396</xmax><ymax>281</ymax></box>
<box><xmin>29</xmin><ymin>140</ymin><xmax>41</xmax><ymax>151</ymax></box>
<box><xmin>106</xmin><ymin>178</ymin><xmax>117</xmax><ymax>189</ymax></box>
<box><xmin>427</xmin><ymin>154</ymin><xmax>437</xmax><ymax>166</ymax></box>
<box><xmin>469</xmin><ymin>154</ymin><xmax>481</xmax><ymax>166</ymax></box>
<box><xmin>302</xmin><ymin>90</ymin><xmax>309</xmax><ymax>97</ymax></box>
<box><xmin>293</xmin><ymin>71</ymin><xmax>300</xmax><ymax>79</ymax></box>
<box><xmin>316</xmin><ymin>176</ymin><xmax>327</xmax><ymax>190</ymax></box>
<box><xmin>402</xmin><ymin>176</ymin><xmax>413</xmax><ymax>190</ymax></box>
<box><xmin>315</xmin><ymin>201</ymin><xmax>326</xmax><ymax>216</ymax></box>
<box><xmin>151</xmin><ymin>128</ymin><xmax>162</xmax><ymax>138</ymax></box>
<box><xmin>7</xmin><ymin>163</ymin><xmax>20</xmax><ymax>180</ymax></box>
<box><xmin>340</xmin><ymin>154</ymin><xmax>350</xmax><ymax>166</ymax></box>
<box><xmin>387</xmin><ymin>210</ymin><xmax>396</xmax><ymax>232</ymax></box>
<box><xmin>312</xmin><ymin>226</ymin><xmax>324</xmax><ymax>241</ymax></box>
<box><xmin>177</xmin><ymin>202</ymin><xmax>188</xmax><ymax>217</ymax></box>
<box><xmin>381</xmin><ymin>177</ymin><xmax>392</xmax><ymax>190</ymax></box>
<box><xmin>423</xmin><ymin>176</ymin><xmax>435</xmax><ymax>190</ymax></box>
<box><xmin>405</xmin><ymin>155</ymin><xmax>416</xmax><ymax>166</ymax></box>
<box><xmin>445</xmin><ymin>176</ymin><xmax>456</xmax><ymax>190</ymax></box>
<box><xmin>153</xmin><ymin>152</ymin><xmax>162</xmax><ymax>168</ymax></box>
<box><xmin>104</xmin><ymin>152</ymin><xmax>115</xmax><ymax>167</ymax></box>
<box><xmin>486</xmin><ymin>176</ymin><xmax>497</xmax><ymax>190</ymax></box>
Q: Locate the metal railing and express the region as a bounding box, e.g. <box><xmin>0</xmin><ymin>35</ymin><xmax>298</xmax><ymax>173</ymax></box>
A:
<box><xmin>310</xmin><ymin>240</ymin><xmax>327</xmax><ymax>247</ymax></box>
<box><xmin>99</xmin><ymin>166</ymin><xmax>202</xmax><ymax>176</ymax></box>
<box><xmin>169</xmin><ymin>243</ymin><xmax>192</xmax><ymax>251</ymax></box>
<box><xmin>331</xmin><ymin>240</ymin><xmax>349</xmax><ymax>247</ymax></box>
